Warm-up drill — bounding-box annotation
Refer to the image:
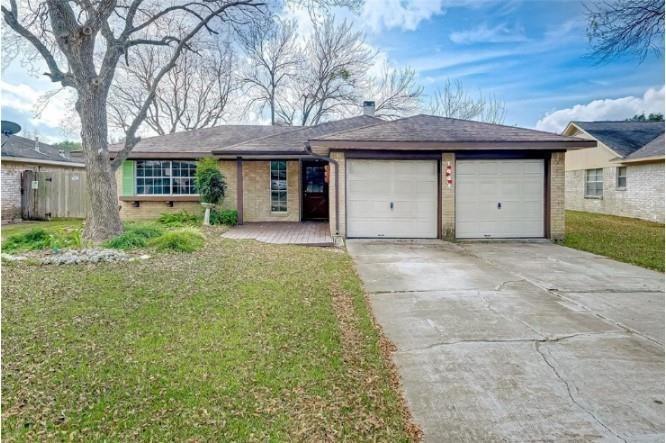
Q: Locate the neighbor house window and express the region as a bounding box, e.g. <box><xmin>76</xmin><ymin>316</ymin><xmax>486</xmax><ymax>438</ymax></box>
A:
<box><xmin>136</xmin><ymin>160</ymin><xmax>197</xmax><ymax>195</ymax></box>
<box><xmin>584</xmin><ymin>168</ymin><xmax>603</xmax><ymax>198</ymax></box>
<box><xmin>616</xmin><ymin>167</ymin><xmax>627</xmax><ymax>190</ymax></box>
<box><xmin>270</xmin><ymin>160</ymin><xmax>287</xmax><ymax>212</ymax></box>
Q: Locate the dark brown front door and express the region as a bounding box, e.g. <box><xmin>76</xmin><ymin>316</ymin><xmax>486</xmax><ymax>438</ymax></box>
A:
<box><xmin>302</xmin><ymin>160</ymin><xmax>329</xmax><ymax>220</ymax></box>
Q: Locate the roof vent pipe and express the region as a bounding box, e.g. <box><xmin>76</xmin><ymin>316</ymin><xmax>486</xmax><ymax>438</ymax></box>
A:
<box><xmin>362</xmin><ymin>100</ymin><xmax>375</xmax><ymax>117</ymax></box>
<box><xmin>34</xmin><ymin>136</ymin><xmax>40</xmax><ymax>153</ymax></box>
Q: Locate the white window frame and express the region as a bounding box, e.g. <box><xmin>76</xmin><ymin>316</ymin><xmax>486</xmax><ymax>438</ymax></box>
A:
<box><xmin>616</xmin><ymin>166</ymin><xmax>627</xmax><ymax>190</ymax></box>
<box><xmin>584</xmin><ymin>168</ymin><xmax>604</xmax><ymax>199</ymax></box>
<box><xmin>270</xmin><ymin>160</ymin><xmax>288</xmax><ymax>213</ymax></box>
<box><xmin>136</xmin><ymin>160</ymin><xmax>198</xmax><ymax>196</ymax></box>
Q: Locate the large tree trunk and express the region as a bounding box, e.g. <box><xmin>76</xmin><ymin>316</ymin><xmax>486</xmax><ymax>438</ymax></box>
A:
<box><xmin>77</xmin><ymin>91</ymin><xmax>123</xmax><ymax>243</ymax></box>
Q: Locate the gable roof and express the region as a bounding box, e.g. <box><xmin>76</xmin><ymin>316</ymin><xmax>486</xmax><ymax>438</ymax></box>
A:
<box><xmin>622</xmin><ymin>132</ymin><xmax>665</xmax><ymax>162</ymax></box>
<box><xmin>108</xmin><ymin>125</ymin><xmax>290</xmax><ymax>159</ymax></box>
<box><xmin>310</xmin><ymin>114</ymin><xmax>594</xmax><ymax>148</ymax></box>
<box><xmin>1</xmin><ymin>135</ymin><xmax>83</xmax><ymax>166</ymax></box>
<box><xmin>213</xmin><ymin>115</ymin><xmax>382</xmax><ymax>156</ymax></box>
<box><xmin>571</xmin><ymin>121</ymin><xmax>665</xmax><ymax>158</ymax></box>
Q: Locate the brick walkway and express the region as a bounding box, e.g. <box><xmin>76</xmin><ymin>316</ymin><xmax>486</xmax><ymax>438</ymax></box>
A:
<box><xmin>222</xmin><ymin>222</ymin><xmax>333</xmax><ymax>246</ymax></box>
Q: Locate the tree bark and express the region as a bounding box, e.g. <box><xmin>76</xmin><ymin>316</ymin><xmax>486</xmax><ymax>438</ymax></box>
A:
<box><xmin>77</xmin><ymin>90</ymin><xmax>123</xmax><ymax>242</ymax></box>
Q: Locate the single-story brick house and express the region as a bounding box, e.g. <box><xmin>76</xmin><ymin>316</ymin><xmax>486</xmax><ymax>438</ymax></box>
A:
<box><xmin>1</xmin><ymin>135</ymin><xmax>85</xmax><ymax>222</ymax></box>
<box><xmin>562</xmin><ymin>121</ymin><xmax>665</xmax><ymax>223</ymax></box>
<box><xmin>110</xmin><ymin>107</ymin><xmax>594</xmax><ymax>240</ymax></box>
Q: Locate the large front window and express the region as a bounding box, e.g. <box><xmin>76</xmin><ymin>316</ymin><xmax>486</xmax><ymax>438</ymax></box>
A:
<box><xmin>270</xmin><ymin>160</ymin><xmax>287</xmax><ymax>212</ymax></box>
<box><xmin>136</xmin><ymin>160</ymin><xmax>197</xmax><ymax>195</ymax></box>
<box><xmin>585</xmin><ymin>168</ymin><xmax>603</xmax><ymax>198</ymax></box>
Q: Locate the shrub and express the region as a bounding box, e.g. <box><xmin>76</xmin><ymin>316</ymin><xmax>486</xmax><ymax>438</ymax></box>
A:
<box><xmin>195</xmin><ymin>157</ymin><xmax>226</xmax><ymax>204</ymax></box>
<box><xmin>104</xmin><ymin>224</ymin><xmax>163</xmax><ymax>250</ymax></box>
<box><xmin>149</xmin><ymin>229</ymin><xmax>205</xmax><ymax>253</ymax></box>
<box><xmin>2</xmin><ymin>228</ymin><xmax>82</xmax><ymax>253</ymax></box>
<box><xmin>158</xmin><ymin>211</ymin><xmax>201</xmax><ymax>227</ymax></box>
<box><xmin>210</xmin><ymin>209</ymin><xmax>238</xmax><ymax>226</ymax></box>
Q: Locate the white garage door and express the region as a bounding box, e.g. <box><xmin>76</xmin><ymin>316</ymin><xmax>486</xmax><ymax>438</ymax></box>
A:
<box><xmin>347</xmin><ymin>160</ymin><xmax>438</xmax><ymax>238</ymax></box>
<box><xmin>456</xmin><ymin>159</ymin><xmax>544</xmax><ymax>239</ymax></box>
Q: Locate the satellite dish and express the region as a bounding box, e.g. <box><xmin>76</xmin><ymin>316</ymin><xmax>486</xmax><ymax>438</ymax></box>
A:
<box><xmin>1</xmin><ymin>120</ymin><xmax>21</xmax><ymax>136</ymax></box>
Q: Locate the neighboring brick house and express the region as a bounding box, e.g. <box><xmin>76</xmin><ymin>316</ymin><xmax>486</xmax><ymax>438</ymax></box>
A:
<box><xmin>562</xmin><ymin>121</ymin><xmax>665</xmax><ymax>223</ymax></box>
<box><xmin>1</xmin><ymin>135</ymin><xmax>85</xmax><ymax>222</ymax></box>
<box><xmin>109</xmin><ymin>106</ymin><xmax>594</xmax><ymax>241</ymax></box>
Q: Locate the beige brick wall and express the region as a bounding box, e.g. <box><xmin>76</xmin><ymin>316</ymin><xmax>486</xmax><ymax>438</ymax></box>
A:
<box><xmin>550</xmin><ymin>151</ymin><xmax>566</xmax><ymax>241</ymax></box>
<box><xmin>116</xmin><ymin>159</ymin><xmax>239</xmax><ymax>221</ymax></box>
<box><xmin>2</xmin><ymin>160</ymin><xmax>83</xmax><ymax>222</ymax></box>
<box><xmin>328</xmin><ymin>151</ymin><xmax>345</xmax><ymax>237</ymax></box>
<box><xmin>242</xmin><ymin>160</ymin><xmax>300</xmax><ymax>222</ymax></box>
<box><xmin>565</xmin><ymin>162</ymin><xmax>664</xmax><ymax>223</ymax></box>
<box><xmin>441</xmin><ymin>153</ymin><xmax>455</xmax><ymax>240</ymax></box>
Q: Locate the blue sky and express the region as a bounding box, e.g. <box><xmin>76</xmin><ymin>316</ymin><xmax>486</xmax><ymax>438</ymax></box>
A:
<box><xmin>1</xmin><ymin>0</ymin><xmax>664</xmax><ymax>142</ymax></box>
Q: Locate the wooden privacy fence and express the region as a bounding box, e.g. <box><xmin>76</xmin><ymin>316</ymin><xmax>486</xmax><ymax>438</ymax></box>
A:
<box><xmin>21</xmin><ymin>170</ymin><xmax>88</xmax><ymax>220</ymax></box>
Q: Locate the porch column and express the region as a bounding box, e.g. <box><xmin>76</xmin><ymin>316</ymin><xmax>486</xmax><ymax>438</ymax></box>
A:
<box><xmin>236</xmin><ymin>157</ymin><xmax>243</xmax><ymax>225</ymax></box>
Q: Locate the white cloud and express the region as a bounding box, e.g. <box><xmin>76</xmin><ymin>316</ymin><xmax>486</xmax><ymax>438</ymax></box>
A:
<box><xmin>361</xmin><ymin>0</ymin><xmax>446</xmax><ymax>32</ymax></box>
<box><xmin>535</xmin><ymin>87</ymin><xmax>666</xmax><ymax>133</ymax></box>
<box><xmin>0</xmin><ymin>79</ymin><xmax>77</xmax><ymax>132</ymax></box>
<box><xmin>450</xmin><ymin>23</ymin><xmax>528</xmax><ymax>44</ymax></box>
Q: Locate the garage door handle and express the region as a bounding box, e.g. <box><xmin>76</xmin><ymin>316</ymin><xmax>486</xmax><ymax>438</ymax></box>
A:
<box><xmin>390</xmin><ymin>202</ymin><xmax>394</xmax><ymax>209</ymax></box>
<box><xmin>497</xmin><ymin>202</ymin><xmax>502</xmax><ymax>209</ymax></box>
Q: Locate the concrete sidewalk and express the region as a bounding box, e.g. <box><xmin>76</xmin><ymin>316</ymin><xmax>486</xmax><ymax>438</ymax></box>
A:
<box><xmin>348</xmin><ymin>240</ymin><xmax>664</xmax><ymax>442</ymax></box>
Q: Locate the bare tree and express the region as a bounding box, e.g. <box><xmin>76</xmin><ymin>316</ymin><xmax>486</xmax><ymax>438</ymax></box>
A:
<box><xmin>277</xmin><ymin>16</ymin><xmax>373</xmax><ymax>126</ymax></box>
<box><xmin>586</xmin><ymin>0</ymin><xmax>665</xmax><ymax>62</ymax></box>
<box><xmin>427</xmin><ymin>79</ymin><xmax>506</xmax><ymax>124</ymax></box>
<box><xmin>2</xmin><ymin>0</ymin><xmax>266</xmax><ymax>241</ymax></box>
<box><xmin>239</xmin><ymin>18</ymin><xmax>300</xmax><ymax>125</ymax></box>
<box><xmin>364</xmin><ymin>61</ymin><xmax>423</xmax><ymax>119</ymax></box>
<box><xmin>109</xmin><ymin>37</ymin><xmax>236</xmax><ymax>135</ymax></box>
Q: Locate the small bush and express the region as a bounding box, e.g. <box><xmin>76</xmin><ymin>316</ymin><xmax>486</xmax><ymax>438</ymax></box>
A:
<box><xmin>2</xmin><ymin>228</ymin><xmax>82</xmax><ymax>253</ymax></box>
<box><xmin>149</xmin><ymin>229</ymin><xmax>205</xmax><ymax>253</ymax></box>
<box><xmin>210</xmin><ymin>209</ymin><xmax>238</xmax><ymax>226</ymax></box>
<box><xmin>158</xmin><ymin>211</ymin><xmax>201</xmax><ymax>227</ymax></box>
<box><xmin>104</xmin><ymin>223</ymin><xmax>164</xmax><ymax>250</ymax></box>
<box><xmin>195</xmin><ymin>157</ymin><xmax>226</xmax><ymax>204</ymax></box>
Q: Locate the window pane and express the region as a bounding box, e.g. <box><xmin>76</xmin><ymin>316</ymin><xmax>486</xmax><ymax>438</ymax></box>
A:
<box><xmin>270</xmin><ymin>161</ymin><xmax>288</xmax><ymax>212</ymax></box>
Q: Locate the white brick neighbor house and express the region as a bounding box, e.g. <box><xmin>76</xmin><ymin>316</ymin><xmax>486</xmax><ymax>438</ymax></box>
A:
<box><xmin>1</xmin><ymin>135</ymin><xmax>85</xmax><ymax>222</ymax></box>
<box><xmin>562</xmin><ymin>121</ymin><xmax>665</xmax><ymax>223</ymax></box>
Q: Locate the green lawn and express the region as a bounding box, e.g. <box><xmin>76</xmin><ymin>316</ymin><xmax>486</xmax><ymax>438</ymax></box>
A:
<box><xmin>2</xmin><ymin>219</ymin><xmax>83</xmax><ymax>241</ymax></box>
<box><xmin>564</xmin><ymin>210</ymin><xmax>665</xmax><ymax>272</ymax></box>
<box><xmin>2</xmin><ymin>231</ymin><xmax>416</xmax><ymax>441</ymax></box>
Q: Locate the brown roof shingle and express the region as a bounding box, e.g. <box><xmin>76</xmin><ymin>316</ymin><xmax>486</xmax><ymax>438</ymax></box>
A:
<box><xmin>311</xmin><ymin>114</ymin><xmax>593</xmax><ymax>145</ymax></box>
<box><xmin>108</xmin><ymin>125</ymin><xmax>290</xmax><ymax>158</ymax></box>
<box><xmin>213</xmin><ymin>115</ymin><xmax>383</xmax><ymax>155</ymax></box>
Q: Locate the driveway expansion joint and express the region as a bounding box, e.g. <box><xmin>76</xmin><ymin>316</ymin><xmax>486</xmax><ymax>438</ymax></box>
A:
<box><xmin>394</xmin><ymin>331</ymin><xmax>631</xmax><ymax>354</ymax></box>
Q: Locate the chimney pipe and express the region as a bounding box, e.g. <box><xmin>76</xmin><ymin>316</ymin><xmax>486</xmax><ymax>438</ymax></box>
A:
<box><xmin>362</xmin><ymin>100</ymin><xmax>375</xmax><ymax>117</ymax></box>
<box><xmin>34</xmin><ymin>136</ymin><xmax>40</xmax><ymax>153</ymax></box>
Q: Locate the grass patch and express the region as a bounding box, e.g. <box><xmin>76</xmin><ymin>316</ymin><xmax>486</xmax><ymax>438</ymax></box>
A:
<box><xmin>148</xmin><ymin>228</ymin><xmax>205</xmax><ymax>252</ymax></box>
<box><xmin>564</xmin><ymin>210</ymin><xmax>665</xmax><ymax>272</ymax></box>
<box><xmin>2</xmin><ymin>237</ymin><xmax>413</xmax><ymax>441</ymax></box>
<box><xmin>104</xmin><ymin>223</ymin><xmax>164</xmax><ymax>250</ymax></box>
<box><xmin>158</xmin><ymin>211</ymin><xmax>201</xmax><ymax>227</ymax></box>
<box><xmin>1</xmin><ymin>219</ymin><xmax>83</xmax><ymax>241</ymax></box>
<box><xmin>2</xmin><ymin>227</ymin><xmax>83</xmax><ymax>253</ymax></box>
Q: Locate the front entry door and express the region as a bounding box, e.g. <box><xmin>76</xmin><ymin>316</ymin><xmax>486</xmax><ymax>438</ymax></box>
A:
<box><xmin>302</xmin><ymin>160</ymin><xmax>329</xmax><ymax>220</ymax></box>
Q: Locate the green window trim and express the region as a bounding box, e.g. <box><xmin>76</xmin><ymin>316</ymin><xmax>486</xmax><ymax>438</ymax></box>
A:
<box><xmin>121</xmin><ymin>160</ymin><xmax>136</xmax><ymax>196</ymax></box>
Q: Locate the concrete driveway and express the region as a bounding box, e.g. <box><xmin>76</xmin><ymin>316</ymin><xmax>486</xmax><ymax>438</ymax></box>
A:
<box><xmin>347</xmin><ymin>240</ymin><xmax>664</xmax><ymax>442</ymax></box>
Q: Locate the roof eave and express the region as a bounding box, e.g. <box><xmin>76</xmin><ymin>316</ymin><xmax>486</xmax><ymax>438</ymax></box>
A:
<box><xmin>1</xmin><ymin>155</ymin><xmax>85</xmax><ymax>167</ymax></box>
<box><xmin>612</xmin><ymin>155</ymin><xmax>665</xmax><ymax>164</ymax></box>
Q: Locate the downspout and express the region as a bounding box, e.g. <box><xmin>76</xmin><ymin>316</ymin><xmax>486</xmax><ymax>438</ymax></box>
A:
<box><xmin>304</xmin><ymin>142</ymin><xmax>339</xmax><ymax>236</ymax></box>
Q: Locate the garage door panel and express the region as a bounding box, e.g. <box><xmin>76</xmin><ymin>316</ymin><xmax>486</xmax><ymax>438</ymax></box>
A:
<box><xmin>456</xmin><ymin>159</ymin><xmax>544</xmax><ymax>239</ymax></box>
<box><xmin>347</xmin><ymin>160</ymin><xmax>438</xmax><ymax>238</ymax></box>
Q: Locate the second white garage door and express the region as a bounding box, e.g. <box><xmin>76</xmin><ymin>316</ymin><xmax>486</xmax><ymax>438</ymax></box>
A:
<box><xmin>347</xmin><ymin>160</ymin><xmax>438</xmax><ymax>238</ymax></box>
<box><xmin>456</xmin><ymin>159</ymin><xmax>545</xmax><ymax>239</ymax></box>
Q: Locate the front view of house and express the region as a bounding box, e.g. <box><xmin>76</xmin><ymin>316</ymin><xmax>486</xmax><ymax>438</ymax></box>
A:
<box><xmin>110</xmin><ymin>108</ymin><xmax>595</xmax><ymax>241</ymax></box>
